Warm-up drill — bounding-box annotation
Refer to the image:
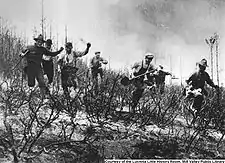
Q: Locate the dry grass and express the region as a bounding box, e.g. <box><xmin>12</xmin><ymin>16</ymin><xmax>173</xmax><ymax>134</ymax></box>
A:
<box><xmin>0</xmin><ymin>68</ymin><xmax>225</xmax><ymax>162</ymax></box>
<box><xmin>0</xmin><ymin>21</ymin><xmax>225</xmax><ymax>162</ymax></box>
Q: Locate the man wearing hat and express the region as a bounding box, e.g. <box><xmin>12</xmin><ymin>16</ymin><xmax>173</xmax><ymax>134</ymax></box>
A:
<box><xmin>20</xmin><ymin>34</ymin><xmax>64</xmax><ymax>98</ymax></box>
<box><xmin>42</xmin><ymin>39</ymin><xmax>54</xmax><ymax>85</ymax></box>
<box><xmin>57</xmin><ymin>41</ymin><xmax>91</xmax><ymax>97</ymax></box>
<box><xmin>185</xmin><ymin>58</ymin><xmax>219</xmax><ymax>115</ymax></box>
<box><xmin>90</xmin><ymin>51</ymin><xmax>108</xmax><ymax>91</ymax></box>
<box><xmin>130</xmin><ymin>52</ymin><xmax>157</xmax><ymax>113</ymax></box>
<box><xmin>155</xmin><ymin>65</ymin><xmax>172</xmax><ymax>94</ymax></box>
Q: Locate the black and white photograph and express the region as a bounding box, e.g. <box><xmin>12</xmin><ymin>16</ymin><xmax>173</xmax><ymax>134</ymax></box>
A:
<box><xmin>0</xmin><ymin>0</ymin><xmax>225</xmax><ymax>162</ymax></box>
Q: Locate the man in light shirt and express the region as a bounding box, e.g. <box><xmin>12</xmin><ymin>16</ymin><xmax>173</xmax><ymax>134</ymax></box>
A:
<box><xmin>130</xmin><ymin>53</ymin><xmax>157</xmax><ymax>113</ymax></box>
<box><xmin>57</xmin><ymin>42</ymin><xmax>91</xmax><ymax>97</ymax></box>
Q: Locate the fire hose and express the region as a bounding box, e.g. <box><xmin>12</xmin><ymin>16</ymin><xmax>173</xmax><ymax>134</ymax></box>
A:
<box><xmin>120</xmin><ymin>70</ymin><xmax>155</xmax><ymax>86</ymax></box>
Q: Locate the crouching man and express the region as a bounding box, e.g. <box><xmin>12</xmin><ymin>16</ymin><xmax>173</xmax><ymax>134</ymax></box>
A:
<box><xmin>185</xmin><ymin>59</ymin><xmax>219</xmax><ymax>115</ymax></box>
<box><xmin>130</xmin><ymin>53</ymin><xmax>157</xmax><ymax>113</ymax></box>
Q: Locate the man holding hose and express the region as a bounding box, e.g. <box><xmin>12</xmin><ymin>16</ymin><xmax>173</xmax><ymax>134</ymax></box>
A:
<box><xmin>130</xmin><ymin>52</ymin><xmax>157</xmax><ymax>113</ymax></box>
<box><xmin>185</xmin><ymin>58</ymin><xmax>219</xmax><ymax>116</ymax></box>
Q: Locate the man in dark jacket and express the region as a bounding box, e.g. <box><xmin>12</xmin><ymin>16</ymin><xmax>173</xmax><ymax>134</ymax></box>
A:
<box><xmin>21</xmin><ymin>34</ymin><xmax>63</xmax><ymax>98</ymax></box>
<box><xmin>90</xmin><ymin>51</ymin><xmax>108</xmax><ymax>92</ymax></box>
<box><xmin>42</xmin><ymin>39</ymin><xmax>54</xmax><ymax>85</ymax></box>
<box><xmin>155</xmin><ymin>65</ymin><xmax>172</xmax><ymax>94</ymax></box>
<box><xmin>185</xmin><ymin>58</ymin><xmax>219</xmax><ymax>114</ymax></box>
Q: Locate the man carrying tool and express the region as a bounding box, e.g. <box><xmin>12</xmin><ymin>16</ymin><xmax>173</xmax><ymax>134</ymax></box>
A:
<box><xmin>20</xmin><ymin>34</ymin><xmax>64</xmax><ymax>98</ymax></box>
<box><xmin>90</xmin><ymin>51</ymin><xmax>108</xmax><ymax>92</ymax></box>
<box><xmin>185</xmin><ymin>58</ymin><xmax>219</xmax><ymax>116</ymax></box>
<box><xmin>155</xmin><ymin>65</ymin><xmax>172</xmax><ymax>94</ymax></box>
<box><xmin>130</xmin><ymin>53</ymin><xmax>157</xmax><ymax>113</ymax></box>
<box><xmin>57</xmin><ymin>42</ymin><xmax>91</xmax><ymax>97</ymax></box>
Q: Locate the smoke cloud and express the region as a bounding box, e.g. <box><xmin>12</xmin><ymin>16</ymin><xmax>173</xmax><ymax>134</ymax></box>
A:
<box><xmin>86</xmin><ymin>0</ymin><xmax>225</xmax><ymax>83</ymax></box>
<box><xmin>0</xmin><ymin>0</ymin><xmax>225</xmax><ymax>84</ymax></box>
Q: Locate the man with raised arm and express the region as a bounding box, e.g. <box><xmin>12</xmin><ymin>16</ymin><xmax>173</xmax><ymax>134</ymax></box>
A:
<box><xmin>20</xmin><ymin>34</ymin><xmax>64</xmax><ymax>98</ymax></box>
<box><xmin>57</xmin><ymin>42</ymin><xmax>91</xmax><ymax>97</ymax></box>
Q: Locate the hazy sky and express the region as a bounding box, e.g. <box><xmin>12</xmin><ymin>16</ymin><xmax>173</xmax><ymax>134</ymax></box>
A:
<box><xmin>0</xmin><ymin>0</ymin><xmax>225</xmax><ymax>84</ymax></box>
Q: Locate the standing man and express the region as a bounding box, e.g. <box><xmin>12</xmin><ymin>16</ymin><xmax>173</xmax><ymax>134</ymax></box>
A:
<box><xmin>57</xmin><ymin>42</ymin><xmax>91</xmax><ymax>97</ymax></box>
<box><xmin>90</xmin><ymin>51</ymin><xmax>108</xmax><ymax>91</ymax></box>
<box><xmin>20</xmin><ymin>34</ymin><xmax>64</xmax><ymax>98</ymax></box>
<box><xmin>155</xmin><ymin>65</ymin><xmax>172</xmax><ymax>94</ymax></box>
<box><xmin>42</xmin><ymin>39</ymin><xmax>54</xmax><ymax>85</ymax></box>
<box><xmin>185</xmin><ymin>59</ymin><xmax>219</xmax><ymax>115</ymax></box>
<box><xmin>130</xmin><ymin>53</ymin><xmax>157</xmax><ymax>113</ymax></box>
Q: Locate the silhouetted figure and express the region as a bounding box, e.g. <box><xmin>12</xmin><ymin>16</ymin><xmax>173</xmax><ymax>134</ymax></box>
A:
<box><xmin>155</xmin><ymin>65</ymin><xmax>171</xmax><ymax>94</ymax></box>
<box><xmin>90</xmin><ymin>51</ymin><xmax>108</xmax><ymax>92</ymax></box>
<box><xmin>42</xmin><ymin>39</ymin><xmax>54</xmax><ymax>85</ymax></box>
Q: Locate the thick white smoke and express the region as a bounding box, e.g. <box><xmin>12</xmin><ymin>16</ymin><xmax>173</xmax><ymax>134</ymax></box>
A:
<box><xmin>0</xmin><ymin>0</ymin><xmax>225</xmax><ymax>84</ymax></box>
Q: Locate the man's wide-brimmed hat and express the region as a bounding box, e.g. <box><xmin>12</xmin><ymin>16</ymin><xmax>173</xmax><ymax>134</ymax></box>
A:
<box><xmin>197</xmin><ymin>58</ymin><xmax>208</xmax><ymax>67</ymax></box>
<box><xmin>65</xmin><ymin>42</ymin><xmax>73</xmax><ymax>48</ymax></box>
<box><xmin>34</xmin><ymin>34</ymin><xmax>45</xmax><ymax>42</ymax></box>
<box><xmin>45</xmin><ymin>39</ymin><xmax>53</xmax><ymax>45</ymax></box>
<box><xmin>95</xmin><ymin>51</ymin><xmax>101</xmax><ymax>55</ymax></box>
<box><xmin>145</xmin><ymin>52</ymin><xmax>154</xmax><ymax>59</ymax></box>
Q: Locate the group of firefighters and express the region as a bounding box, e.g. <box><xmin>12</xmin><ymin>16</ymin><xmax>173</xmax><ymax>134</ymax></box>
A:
<box><xmin>20</xmin><ymin>34</ymin><xmax>219</xmax><ymax>117</ymax></box>
<box><xmin>128</xmin><ymin>53</ymin><xmax>219</xmax><ymax>115</ymax></box>
<box><xmin>20</xmin><ymin>34</ymin><xmax>108</xmax><ymax>97</ymax></box>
